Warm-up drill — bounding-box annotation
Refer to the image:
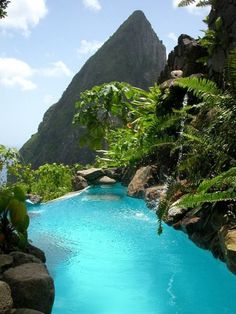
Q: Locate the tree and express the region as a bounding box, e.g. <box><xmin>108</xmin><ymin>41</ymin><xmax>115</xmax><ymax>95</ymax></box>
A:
<box><xmin>0</xmin><ymin>0</ymin><xmax>10</xmax><ymax>19</ymax></box>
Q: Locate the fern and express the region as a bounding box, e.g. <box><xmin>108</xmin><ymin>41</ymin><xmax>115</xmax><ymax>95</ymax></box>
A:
<box><xmin>197</xmin><ymin>167</ymin><xmax>236</xmax><ymax>193</ymax></box>
<box><xmin>175</xmin><ymin>77</ymin><xmax>223</xmax><ymax>105</ymax></box>
<box><xmin>156</xmin><ymin>199</ymin><xmax>169</xmax><ymax>235</ymax></box>
<box><xmin>176</xmin><ymin>191</ymin><xmax>236</xmax><ymax>208</ymax></box>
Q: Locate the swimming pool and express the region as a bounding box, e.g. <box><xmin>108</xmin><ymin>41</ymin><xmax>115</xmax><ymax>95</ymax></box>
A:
<box><xmin>29</xmin><ymin>184</ymin><xmax>236</xmax><ymax>314</ymax></box>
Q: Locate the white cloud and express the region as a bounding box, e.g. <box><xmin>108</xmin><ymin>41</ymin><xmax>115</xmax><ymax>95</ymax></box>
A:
<box><xmin>38</xmin><ymin>61</ymin><xmax>73</xmax><ymax>77</ymax></box>
<box><xmin>168</xmin><ymin>32</ymin><xmax>178</xmax><ymax>43</ymax></box>
<box><xmin>82</xmin><ymin>0</ymin><xmax>102</xmax><ymax>11</ymax></box>
<box><xmin>0</xmin><ymin>0</ymin><xmax>48</xmax><ymax>35</ymax></box>
<box><xmin>0</xmin><ymin>58</ymin><xmax>36</xmax><ymax>90</ymax></box>
<box><xmin>172</xmin><ymin>0</ymin><xmax>210</xmax><ymax>16</ymax></box>
<box><xmin>77</xmin><ymin>39</ymin><xmax>103</xmax><ymax>55</ymax></box>
<box><xmin>0</xmin><ymin>58</ymin><xmax>73</xmax><ymax>91</ymax></box>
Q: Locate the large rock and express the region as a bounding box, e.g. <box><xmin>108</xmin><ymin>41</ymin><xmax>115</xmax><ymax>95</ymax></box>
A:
<box><xmin>167</xmin><ymin>205</ymin><xmax>188</xmax><ymax>225</ymax></box>
<box><xmin>0</xmin><ymin>255</ymin><xmax>13</xmax><ymax>272</ymax></box>
<box><xmin>104</xmin><ymin>168</ymin><xmax>123</xmax><ymax>181</ymax></box>
<box><xmin>26</xmin><ymin>195</ymin><xmax>42</xmax><ymax>205</ymax></box>
<box><xmin>3</xmin><ymin>263</ymin><xmax>54</xmax><ymax>314</ymax></box>
<box><xmin>128</xmin><ymin>166</ymin><xmax>158</xmax><ymax>198</ymax></box>
<box><xmin>219</xmin><ymin>226</ymin><xmax>236</xmax><ymax>274</ymax></box>
<box><xmin>24</xmin><ymin>244</ymin><xmax>46</xmax><ymax>263</ymax></box>
<box><xmin>120</xmin><ymin>166</ymin><xmax>137</xmax><ymax>186</ymax></box>
<box><xmin>144</xmin><ymin>185</ymin><xmax>166</xmax><ymax>209</ymax></box>
<box><xmin>158</xmin><ymin>34</ymin><xmax>207</xmax><ymax>83</ymax></box>
<box><xmin>0</xmin><ymin>281</ymin><xmax>13</xmax><ymax>314</ymax></box>
<box><xmin>95</xmin><ymin>176</ymin><xmax>116</xmax><ymax>185</ymax></box>
<box><xmin>20</xmin><ymin>10</ymin><xmax>166</xmax><ymax>168</ymax></box>
<box><xmin>72</xmin><ymin>175</ymin><xmax>88</xmax><ymax>191</ymax></box>
<box><xmin>9</xmin><ymin>252</ymin><xmax>42</xmax><ymax>267</ymax></box>
<box><xmin>77</xmin><ymin>168</ymin><xmax>104</xmax><ymax>182</ymax></box>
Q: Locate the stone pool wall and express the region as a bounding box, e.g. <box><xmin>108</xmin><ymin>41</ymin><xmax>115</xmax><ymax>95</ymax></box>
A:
<box><xmin>0</xmin><ymin>244</ymin><xmax>54</xmax><ymax>314</ymax></box>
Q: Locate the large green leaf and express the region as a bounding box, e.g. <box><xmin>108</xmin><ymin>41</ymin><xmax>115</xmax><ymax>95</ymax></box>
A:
<box><xmin>0</xmin><ymin>190</ymin><xmax>11</xmax><ymax>214</ymax></box>
<box><xmin>13</xmin><ymin>186</ymin><xmax>26</xmax><ymax>202</ymax></box>
<box><xmin>8</xmin><ymin>199</ymin><xmax>27</xmax><ymax>229</ymax></box>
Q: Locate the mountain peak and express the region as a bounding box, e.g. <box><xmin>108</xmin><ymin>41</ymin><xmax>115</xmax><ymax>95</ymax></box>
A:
<box><xmin>20</xmin><ymin>12</ymin><xmax>166</xmax><ymax>167</ymax></box>
<box><xmin>128</xmin><ymin>10</ymin><xmax>146</xmax><ymax>20</ymax></box>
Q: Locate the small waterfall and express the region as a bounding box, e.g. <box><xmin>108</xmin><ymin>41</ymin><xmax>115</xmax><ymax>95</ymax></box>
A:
<box><xmin>176</xmin><ymin>93</ymin><xmax>188</xmax><ymax>176</ymax></box>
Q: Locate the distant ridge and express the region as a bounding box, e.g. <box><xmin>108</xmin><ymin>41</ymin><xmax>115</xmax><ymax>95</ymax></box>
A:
<box><xmin>20</xmin><ymin>10</ymin><xmax>166</xmax><ymax>167</ymax></box>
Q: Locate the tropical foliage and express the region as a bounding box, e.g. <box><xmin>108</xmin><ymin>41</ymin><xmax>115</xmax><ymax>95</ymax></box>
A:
<box><xmin>0</xmin><ymin>0</ymin><xmax>10</xmax><ymax>19</ymax></box>
<box><xmin>74</xmin><ymin>82</ymin><xmax>183</xmax><ymax>167</ymax></box>
<box><xmin>73</xmin><ymin>45</ymin><xmax>236</xmax><ymax>234</ymax></box>
<box><xmin>0</xmin><ymin>144</ymin><xmax>75</xmax><ymax>250</ymax></box>
<box><xmin>31</xmin><ymin>163</ymin><xmax>73</xmax><ymax>202</ymax></box>
<box><xmin>178</xmin><ymin>0</ymin><xmax>212</xmax><ymax>7</ymax></box>
<box><xmin>0</xmin><ymin>185</ymin><xmax>29</xmax><ymax>251</ymax></box>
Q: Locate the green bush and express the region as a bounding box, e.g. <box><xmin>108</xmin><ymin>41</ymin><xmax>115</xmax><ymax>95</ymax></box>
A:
<box><xmin>31</xmin><ymin>163</ymin><xmax>73</xmax><ymax>202</ymax></box>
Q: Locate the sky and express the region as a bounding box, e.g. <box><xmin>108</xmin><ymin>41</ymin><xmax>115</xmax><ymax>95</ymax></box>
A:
<box><xmin>0</xmin><ymin>0</ymin><xmax>210</xmax><ymax>148</ymax></box>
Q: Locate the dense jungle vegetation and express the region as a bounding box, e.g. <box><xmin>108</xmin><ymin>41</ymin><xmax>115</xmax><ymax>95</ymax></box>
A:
<box><xmin>73</xmin><ymin>0</ymin><xmax>236</xmax><ymax>232</ymax></box>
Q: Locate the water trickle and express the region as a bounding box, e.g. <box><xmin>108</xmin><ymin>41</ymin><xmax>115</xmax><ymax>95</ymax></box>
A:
<box><xmin>177</xmin><ymin>93</ymin><xmax>189</xmax><ymax>176</ymax></box>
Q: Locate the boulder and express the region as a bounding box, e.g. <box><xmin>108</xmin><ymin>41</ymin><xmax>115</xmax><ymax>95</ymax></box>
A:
<box><xmin>72</xmin><ymin>175</ymin><xmax>88</xmax><ymax>191</ymax></box>
<box><xmin>158</xmin><ymin>34</ymin><xmax>207</xmax><ymax>83</ymax></box>
<box><xmin>145</xmin><ymin>185</ymin><xmax>166</xmax><ymax>202</ymax></box>
<box><xmin>180</xmin><ymin>216</ymin><xmax>201</xmax><ymax>234</ymax></box>
<box><xmin>128</xmin><ymin>166</ymin><xmax>158</xmax><ymax>198</ymax></box>
<box><xmin>26</xmin><ymin>195</ymin><xmax>42</xmax><ymax>205</ymax></box>
<box><xmin>3</xmin><ymin>263</ymin><xmax>54</xmax><ymax>314</ymax></box>
<box><xmin>166</xmin><ymin>205</ymin><xmax>189</xmax><ymax>225</ymax></box>
<box><xmin>104</xmin><ymin>168</ymin><xmax>122</xmax><ymax>181</ymax></box>
<box><xmin>144</xmin><ymin>185</ymin><xmax>166</xmax><ymax>209</ymax></box>
<box><xmin>0</xmin><ymin>255</ymin><xmax>13</xmax><ymax>272</ymax></box>
<box><xmin>9</xmin><ymin>252</ymin><xmax>42</xmax><ymax>267</ymax></box>
<box><xmin>120</xmin><ymin>166</ymin><xmax>137</xmax><ymax>186</ymax></box>
<box><xmin>95</xmin><ymin>176</ymin><xmax>116</xmax><ymax>185</ymax></box>
<box><xmin>24</xmin><ymin>244</ymin><xmax>46</xmax><ymax>263</ymax></box>
<box><xmin>11</xmin><ymin>309</ymin><xmax>44</xmax><ymax>314</ymax></box>
<box><xmin>77</xmin><ymin>168</ymin><xmax>104</xmax><ymax>182</ymax></box>
<box><xmin>0</xmin><ymin>281</ymin><xmax>13</xmax><ymax>314</ymax></box>
<box><xmin>219</xmin><ymin>226</ymin><xmax>236</xmax><ymax>274</ymax></box>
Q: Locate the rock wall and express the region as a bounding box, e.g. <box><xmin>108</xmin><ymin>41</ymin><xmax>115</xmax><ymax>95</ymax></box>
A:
<box><xmin>159</xmin><ymin>1</ymin><xmax>236</xmax><ymax>86</ymax></box>
<box><xmin>158</xmin><ymin>34</ymin><xmax>207</xmax><ymax>82</ymax></box>
<box><xmin>208</xmin><ymin>0</ymin><xmax>236</xmax><ymax>84</ymax></box>
<box><xmin>165</xmin><ymin>202</ymin><xmax>236</xmax><ymax>275</ymax></box>
<box><xmin>0</xmin><ymin>245</ymin><xmax>54</xmax><ymax>314</ymax></box>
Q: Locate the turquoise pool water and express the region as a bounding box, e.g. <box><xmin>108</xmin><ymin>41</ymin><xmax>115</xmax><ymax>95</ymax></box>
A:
<box><xmin>29</xmin><ymin>184</ymin><xmax>236</xmax><ymax>314</ymax></box>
